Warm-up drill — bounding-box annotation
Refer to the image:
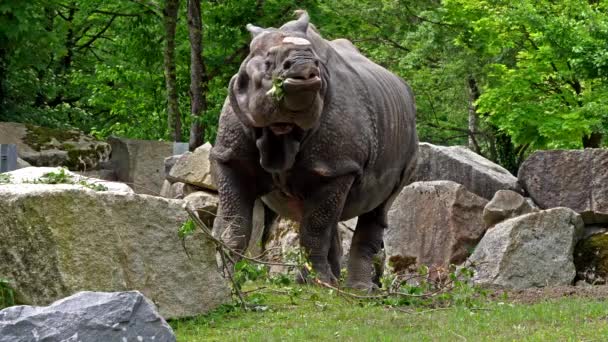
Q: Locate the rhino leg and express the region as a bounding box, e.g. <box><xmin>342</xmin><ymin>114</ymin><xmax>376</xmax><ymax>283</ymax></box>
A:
<box><xmin>299</xmin><ymin>176</ymin><xmax>354</xmax><ymax>285</ymax></box>
<box><xmin>327</xmin><ymin>227</ymin><xmax>343</xmax><ymax>280</ymax></box>
<box><xmin>346</xmin><ymin>208</ymin><xmax>386</xmax><ymax>291</ymax></box>
<box><xmin>212</xmin><ymin>161</ymin><xmax>258</xmax><ymax>257</ymax></box>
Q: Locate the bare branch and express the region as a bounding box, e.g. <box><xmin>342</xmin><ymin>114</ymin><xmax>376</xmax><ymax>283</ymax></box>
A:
<box><xmin>76</xmin><ymin>15</ymin><xmax>117</xmax><ymax>51</ymax></box>
<box><xmin>92</xmin><ymin>9</ymin><xmax>143</xmax><ymax>17</ymax></box>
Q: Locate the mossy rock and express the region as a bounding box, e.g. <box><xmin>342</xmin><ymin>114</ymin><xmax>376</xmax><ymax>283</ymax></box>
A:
<box><xmin>574</xmin><ymin>233</ymin><xmax>608</xmax><ymax>284</ymax></box>
<box><xmin>10</xmin><ymin>123</ymin><xmax>112</xmax><ymax>171</ymax></box>
<box><xmin>24</xmin><ymin>125</ymin><xmax>81</xmax><ymax>152</ymax></box>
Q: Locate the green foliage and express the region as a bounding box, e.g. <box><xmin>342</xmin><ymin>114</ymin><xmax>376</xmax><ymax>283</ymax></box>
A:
<box><xmin>25</xmin><ymin>167</ymin><xmax>108</xmax><ymax>191</ymax></box>
<box><xmin>35</xmin><ymin>167</ymin><xmax>72</xmax><ymax>184</ymax></box>
<box><xmin>0</xmin><ymin>278</ymin><xmax>15</xmax><ymax>309</ymax></box>
<box><xmin>1</xmin><ymin>0</ymin><xmax>606</xmax><ymax>170</ymax></box>
<box><xmin>266</xmin><ymin>77</ymin><xmax>285</xmax><ymax>102</ymax></box>
<box><xmin>446</xmin><ymin>0</ymin><xmax>608</xmax><ymax>149</ymax></box>
<box><xmin>178</xmin><ymin>218</ymin><xmax>196</xmax><ymax>239</ymax></box>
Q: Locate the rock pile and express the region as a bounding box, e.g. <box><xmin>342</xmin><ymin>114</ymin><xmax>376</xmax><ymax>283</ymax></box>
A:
<box><xmin>0</xmin><ymin>176</ymin><xmax>229</xmax><ymax>319</ymax></box>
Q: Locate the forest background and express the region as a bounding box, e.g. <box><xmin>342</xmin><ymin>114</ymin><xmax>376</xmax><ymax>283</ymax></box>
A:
<box><xmin>1</xmin><ymin>0</ymin><xmax>607</xmax><ymax>173</ymax></box>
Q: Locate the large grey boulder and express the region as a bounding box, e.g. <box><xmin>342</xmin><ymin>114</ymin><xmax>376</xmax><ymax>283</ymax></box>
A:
<box><xmin>385</xmin><ymin>181</ymin><xmax>488</xmax><ymax>273</ymax></box>
<box><xmin>0</xmin><ymin>291</ymin><xmax>175</xmax><ymax>342</ymax></box>
<box><xmin>167</xmin><ymin>143</ymin><xmax>216</xmax><ymax>192</ymax></box>
<box><xmin>414</xmin><ymin>142</ymin><xmax>522</xmax><ymax>200</ymax></box>
<box><xmin>518</xmin><ymin>149</ymin><xmax>608</xmax><ymax>224</ymax></box>
<box><xmin>468</xmin><ymin>207</ymin><xmax>584</xmax><ymax>289</ymax></box>
<box><xmin>483</xmin><ymin>190</ymin><xmax>539</xmax><ymax>228</ymax></box>
<box><xmin>108</xmin><ymin>136</ymin><xmax>188</xmax><ymax>195</ymax></box>
<box><xmin>0</xmin><ymin>184</ymin><xmax>229</xmax><ymax>319</ymax></box>
<box><xmin>0</xmin><ymin>122</ymin><xmax>111</xmax><ymax>171</ymax></box>
<box><xmin>3</xmin><ymin>166</ymin><xmax>133</xmax><ymax>193</ymax></box>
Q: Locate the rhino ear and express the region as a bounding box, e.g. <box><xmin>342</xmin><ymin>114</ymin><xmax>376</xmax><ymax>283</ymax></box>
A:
<box><xmin>292</xmin><ymin>10</ymin><xmax>309</xmax><ymax>33</ymax></box>
<box><xmin>246</xmin><ymin>24</ymin><xmax>265</xmax><ymax>38</ymax></box>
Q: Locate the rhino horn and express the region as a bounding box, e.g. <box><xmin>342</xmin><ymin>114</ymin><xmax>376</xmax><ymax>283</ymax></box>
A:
<box><xmin>246</xmin><ymin>24</ymin><xmax>265</xmax><ymax>38</ymax></box>
<box><xmin>280</xmin><ymin>10</ymin><xmax>309</xmax><ymax>33</ymax></box>
<box><xmin>293</xmin><ymin>10</ymin><xmax>309</xmax><ymax>32</ymax></box>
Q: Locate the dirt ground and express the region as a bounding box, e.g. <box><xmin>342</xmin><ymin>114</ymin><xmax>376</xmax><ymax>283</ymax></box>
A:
<box><xmin>489</xmin><ymin>284</ymin><xmax>608</xmax><ymax>304</ymax></box>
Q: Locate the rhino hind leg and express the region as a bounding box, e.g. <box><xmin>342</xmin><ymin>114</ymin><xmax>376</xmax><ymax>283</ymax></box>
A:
<box><xmin>346</xmin><ymin>208</ymin><xmax>386</xmax><ymax>291</ymax></box>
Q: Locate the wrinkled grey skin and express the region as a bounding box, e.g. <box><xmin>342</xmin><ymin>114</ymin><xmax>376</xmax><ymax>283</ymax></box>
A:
<box><xmin>211</xmin><ymin>12</ymin><xmax>418</xmax><ymax>290</ymax></box>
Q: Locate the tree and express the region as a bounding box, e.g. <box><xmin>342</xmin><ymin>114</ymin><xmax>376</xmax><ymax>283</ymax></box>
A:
<box><xmin>163</xmin><ymin>0</ymin><xmax>181</xmax><ymax>142</ymax></box>
<box><xmin>446</xmin><ymin>0</ymin><xmax>608</xmax><ymax>151</ymax></box>
<box><xmin>187</xmin><ymin>0</ymin><xmax>206</xmax><ymax>150</ymax></box>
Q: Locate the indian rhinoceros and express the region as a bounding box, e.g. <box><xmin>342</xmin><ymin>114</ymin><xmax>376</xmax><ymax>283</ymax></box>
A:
<box><xmin>211</xmin><ymin>11</ymin><xmax>418</xmax><ymax>290</ymax></box>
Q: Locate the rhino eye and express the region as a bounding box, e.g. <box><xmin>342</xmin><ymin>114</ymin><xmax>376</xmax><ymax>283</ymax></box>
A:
<box><xmin>264</xmin><ymin>61</ymin><xmax>272</xmax><ymax>71</ymax></box>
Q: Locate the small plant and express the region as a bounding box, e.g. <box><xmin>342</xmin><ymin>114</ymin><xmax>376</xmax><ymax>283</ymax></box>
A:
<box><xmin>0</xmin><ymin>278</ymin><xmax>15</xmax><ymax>309</ymax></box>
<box><xmin>0</xmin><ymin>173</ymin><xmax>11</xmax><ymax>184</ymax></box>
<box><xmin>78</xmin><ymin>180</ymin><xmax>108</xmax><ymax>191</ymax></box>
<box><xmin>266</xmin><ymin>77</ymin><xmax>285</xmax><ymax>102</ymax></box>
<box><xmin>24</xmin><ymin>167</ymin><xmax>107</xmax><ymax>191</ymax></box>
<box><xmin>178</xmin><ymin>219</ymin><xmax>197</xmax><ymax>239</ymax></box>
<box><xmin>37</xmin><ymin>167</ymin><xmax>73</xmax><ymax>184</ymax></box>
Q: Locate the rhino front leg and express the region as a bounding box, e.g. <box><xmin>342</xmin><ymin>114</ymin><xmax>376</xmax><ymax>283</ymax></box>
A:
<box><xmin>212</xmin><ymin>161</ymin><xmax>258</xmax><ymax>256</ymax></box>
<box><xmin>300</xmin><ymin>176</ymin><xmax>354</xmax><ymax>284</ymax></box>
<box><xmin>327</xmin><ymin>228</ymin><xmax>343</xmax><ymax>280</ymax></box>
<box><xmin>346</xmin><ymin>208</ymin><xmax>386</xmax><ymax>291</ymax></box>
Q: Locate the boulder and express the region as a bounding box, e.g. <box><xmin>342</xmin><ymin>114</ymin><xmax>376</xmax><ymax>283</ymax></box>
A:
<box><xmin>74</xmin><ymin>169</ymin><xmax>117</xmax><ymax>182</ymax></box>
<box><xmin>16</xmin><ymin>158</ymin><xmax>30</xmax><ymax>169</ymax></box>
<box><xmin>160</xmin><ymin>180</ymin><xmax>172</xmax><ymax>198</ymax></box>
<box><xmin>574</xmin><ymin>231</ymin><xmax>608</xmax><ymax>285</ymax></box>
<box><xmin>338</xmin><ymin>218</ymin><xmax>357</xmax><ymax>268</ymax></box>
<box><xmin>184</xmin><ymin>191</ymin><xmax>219</xmax><ymax>229</ymax></box>
<box><xmin>108</xmin><ymin>136</ymin><xmax>188</xmax><ymax>195</ymax></box>
<box><xmin>167</xmin><ymin>143</ymin><xmax>216</xmax><ymax>191</ymax></box>
<box><xmin>0</xmin><ymin>291</ymin><xmax>175</xmax><ymax>342</ymax></box>
<box><xmin>0</xmin><ymin>184</ymin><xmax>229</xmax><ymax>319</ymax></box>
<box><xmin>264</xmin><ymin>218</ymin><xmax>301</xmax><ymax>274</ymax></box>
<box><xmin>468</xmin><ymin>207</ymin><xmax>584</xmax><ymax>289</ymax></box>
<box><xmin>518</xmin><ymin>149</ymin><xmax>608</xmax><ymax>224</ymax></box>
<box><xmin>3</xmin><ymin>167</ymin><xmax>132</xmax><ymax>193</ymax></box>
<box><xmin>483</xmin><ymin>190</ymin><xmax>539</xmax><ymax>228</ymax></box>
<box><xmin>0</xmin><ymin>122</ymin><xmax>111</xmax><ymax>171</ymax></box>
<box><xmin>385</xmin><ymin>181</ymin><xmax>488</xmax><ymax>274</ymax></box>
<box><xmin>164</xmin><ymin>154</ymin><xmax>182</xmax><ymax>175</ymax></box>
<box><xmin>413</xmin><ymin>142</ymin><xmax>522</xmax><ymax>200</ymax></box>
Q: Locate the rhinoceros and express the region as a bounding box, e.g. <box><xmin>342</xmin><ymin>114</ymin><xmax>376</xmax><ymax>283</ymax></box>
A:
<box><xmin>211</xmin><ymin>11</ymin><xmax>418</xmax><ymax>290</ymax></box>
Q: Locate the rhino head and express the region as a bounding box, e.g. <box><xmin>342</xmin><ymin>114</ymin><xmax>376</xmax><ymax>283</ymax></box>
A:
<box><xmin>229</xmin><ymin>12</ymin><xmax>327</xmax><ymax>172</ymax></box>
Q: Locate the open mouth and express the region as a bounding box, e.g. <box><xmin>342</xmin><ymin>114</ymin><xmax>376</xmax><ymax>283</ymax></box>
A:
<box><xmin>269</xmin><ymin>123</ymin><xmax>295</xmax><ymax>135</ymax></box>
<box><xmin>283</xmin><ymin>76</ymin><xmax>322</xmax><ymax>92</ymax></box>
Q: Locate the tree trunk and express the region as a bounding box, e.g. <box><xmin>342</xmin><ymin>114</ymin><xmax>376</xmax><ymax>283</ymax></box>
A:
<box><xmin>187</xmin><ymin>0</ymin><xmax>207</xmax><ymax>150</ymax></box>
<box><xmin>583</xmin><ymin>132</ymin><xmax>603</xmax><ymax>148</ymax></box>
<box><xmin>163</xmin><ymin>0</ymin><xmax>181</xmax><ymax>142</ymax></box>
<box><xmin>467</xmin><ymin>75</ymin><xmax>481</xmax><ymax>153</ymax></box>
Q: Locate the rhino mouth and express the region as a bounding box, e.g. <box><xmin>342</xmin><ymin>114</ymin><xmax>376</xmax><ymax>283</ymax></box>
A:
<box><xmin>269</xmin><ymin>123</ymin><xmax>295</xmax><ymax>135</ymax></box>
<box><xmin>283</xmin><ymin>76</ymin><xmax>321</xmax><ymax>92</ymax></box>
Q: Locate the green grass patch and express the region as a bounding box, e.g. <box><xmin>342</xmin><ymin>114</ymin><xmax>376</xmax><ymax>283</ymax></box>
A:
<box><xmin>171</xmin><ymin>284</ymin><xmax>608</xmax><ymax>341</ymax></box>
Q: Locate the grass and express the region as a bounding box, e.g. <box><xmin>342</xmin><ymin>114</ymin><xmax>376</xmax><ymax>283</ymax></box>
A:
<box><xmin>171</xmin><ymin>284</ymin><xmax>608</xmax><ymax>341</ymax></box>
